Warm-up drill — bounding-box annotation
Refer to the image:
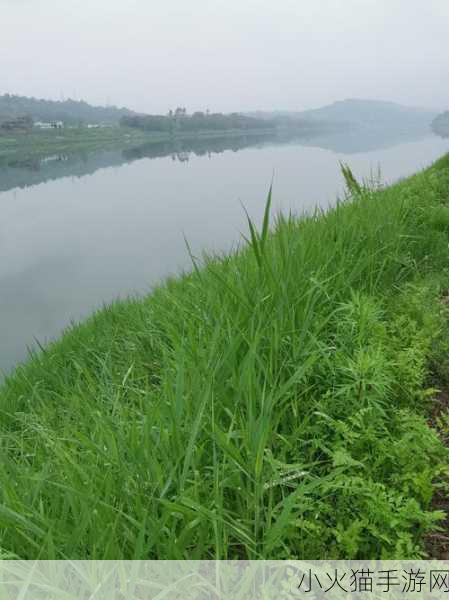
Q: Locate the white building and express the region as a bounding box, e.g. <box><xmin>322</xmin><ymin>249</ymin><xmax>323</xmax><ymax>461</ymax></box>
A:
<box><xmin>34</xmin><ymin>121</ymin><xmax>64</xmax><ymax>129</ymax></box>
<box><xmin>34</xmin><ymin>121</ymin><xmax>52</xmax><ymax>129</ymax></box>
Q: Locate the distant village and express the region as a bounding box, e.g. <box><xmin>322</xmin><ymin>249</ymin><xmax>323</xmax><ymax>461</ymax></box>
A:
<box><xmin>0</xmin><ymin>114</ymin><xmax>109</xmax><ymax>134</ymax></box>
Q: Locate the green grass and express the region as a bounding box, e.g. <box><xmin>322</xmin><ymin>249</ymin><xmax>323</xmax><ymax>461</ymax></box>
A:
<box><xmin>0</xmin><ymin>126</ymin><xmax>277</xmax><ymax>167</ymax></box>
<box><xmin>2</xmin><ymin>156</ymin><xmax>449</xmax><ymax>559</ymax></box>
<box><xmin>0</xmin><ymin>127</ymin><xmax>159</xmax><ymax>165</ymax></box>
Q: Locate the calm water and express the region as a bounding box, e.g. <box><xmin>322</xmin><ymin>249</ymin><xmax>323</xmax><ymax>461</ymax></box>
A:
<box><xmin>1</xmin><ymin>128</ymin><xmax>449</xmax><ymax>375</ymax></box>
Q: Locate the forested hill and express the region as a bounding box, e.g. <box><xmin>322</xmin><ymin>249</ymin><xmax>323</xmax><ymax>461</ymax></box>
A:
<box><xmin>297</xmin><ymin>99</ymin><xmax>437</xmax><ymax>129</ymax></box>
<box><xmin>246</xmin><ymin>99</ymin><xmax>437</xmax><ymax>131</ymax></box>
<box><xmin>432</xmin><ymin>111</ymin><xmax>449</xmax><ymax>138</ymax></box>
<box><xmin>0</xmin><ymin>94</ymin><xmax>137</xmax><ymax>125</ymax></box>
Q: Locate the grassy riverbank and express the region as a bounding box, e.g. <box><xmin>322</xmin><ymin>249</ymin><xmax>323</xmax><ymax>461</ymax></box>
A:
<box><xmin>0</xmin><ymin>126</ymin><xmax>278</xmax><ymax>166</ymax></box>
<box><xmin>2</xmin><ymin>156</ymin><xmax>449</xmax><ymax>559</ymax></box>
<box><xmin>0</xmin><ymin>126</ymin><xmax>149</xmax><ymax>161</ymax></box>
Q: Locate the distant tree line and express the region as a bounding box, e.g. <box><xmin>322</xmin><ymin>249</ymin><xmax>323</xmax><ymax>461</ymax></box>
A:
<box><xmin>0</xmin><ymin>115</ymin><xmax>33</xmax><ymax>133</ymax></box>
<box><xmin>0</xmin><ymin>94</ymin><xmax>136</xmax><ymax>126</ymax></box>
<box><xmin>120</xmin><ymin>108</ymin><xmax>274</xmax><ymax>133</ymax></box>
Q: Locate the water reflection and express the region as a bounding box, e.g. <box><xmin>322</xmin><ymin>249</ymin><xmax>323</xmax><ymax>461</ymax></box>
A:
<box><xmin>0</xmin><ymin>124</ymin><xmax>438</xmax><ymax>194</ymax></box>
<box><xmin>0</xmin><ymin>148</ymin><xmax>128</xmax><ymax>192</ymax></box>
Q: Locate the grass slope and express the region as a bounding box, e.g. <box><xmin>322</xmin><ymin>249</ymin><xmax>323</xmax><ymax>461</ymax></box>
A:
<box><xmin>2</xmin><ymin>157</ymin><xmax>449</xmax><ymax>559</ymax></box>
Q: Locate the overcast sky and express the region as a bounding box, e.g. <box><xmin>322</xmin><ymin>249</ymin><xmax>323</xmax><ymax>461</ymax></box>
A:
<box><xmin>1</xmin><ymin>0</ymin><xmax>449</xmax><ymax>113</ymax></box>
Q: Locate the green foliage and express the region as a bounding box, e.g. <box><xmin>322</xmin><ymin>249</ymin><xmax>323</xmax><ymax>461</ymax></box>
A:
<box><xmin>0</xmin><ymin>115</ymin><xmax>33</xmax><ymax>133</ymax></box>
<box><xmin>340</xmin><ymin>162</ymin><xmax>362</xmax><ymax>195</ymax></box>
<box><xmin>0</xmin><ymin>93</ymin><xmax>136</xmax><ymax>126</ymax></box>
<box><xmin>0</xmin><ymin>127</ymin><xmax>156</xmax><ymax>169</ymax></box>
<box><xmin>120</xmin><ymin>111</ymin><xmax>275</xmax><ymax>134</ymax></box>
<box><xmin>2</xmin><ymin>156</ymin><xmax>449</xmax><ymax>559</ymax></box>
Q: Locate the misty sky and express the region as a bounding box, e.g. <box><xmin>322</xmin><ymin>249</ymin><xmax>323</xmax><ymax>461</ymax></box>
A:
<box><xmin>1</xmin><ymin>0</ymin><xmax>449</xmax><ymax>113</ymax></box>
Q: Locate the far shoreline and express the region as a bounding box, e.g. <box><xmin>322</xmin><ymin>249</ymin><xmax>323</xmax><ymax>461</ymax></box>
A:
<box><xmin>0</xmin><ymin>126</ymin><xmax>280</xmax><ymax>164</ymax></box>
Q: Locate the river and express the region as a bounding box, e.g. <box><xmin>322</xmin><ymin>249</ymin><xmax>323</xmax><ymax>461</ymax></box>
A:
<box><xmin>1</xmin><ymin>127</ymin><xmax>448</xmax><ymax>374</ymax></box>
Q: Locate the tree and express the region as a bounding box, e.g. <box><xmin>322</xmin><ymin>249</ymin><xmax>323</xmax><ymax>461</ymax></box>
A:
<box><xmin>0</xmin><ymin>114</ymin><xmax>33</xmax><ymax>133</ymax></box>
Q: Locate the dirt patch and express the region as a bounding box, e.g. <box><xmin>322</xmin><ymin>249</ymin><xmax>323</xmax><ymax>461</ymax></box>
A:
<box><xmin>429</xmin><ymin>389</ymin><xmax>449</xmax><ymax>430</ymax></box>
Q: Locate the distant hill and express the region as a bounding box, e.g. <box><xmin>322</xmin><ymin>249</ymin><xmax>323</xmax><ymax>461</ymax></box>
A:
<box><xmin>246</xmin><ymin>99</ymin><xmax>437</xmax><ymax>131</ymax></box>
<box><xmin>243</xmin><ymin>109</ymin><xmax>349</xmax><ymax>131</ymax></box>
<box><xmin>432</xmin><ymin>111</ymin><xmax>449</xmax><ymax>138</ymax></box>
<box><xmin>0</xmin><ymin>94</ymin><xmax>138</xmax><ymax>125</ymax></box>
<box><xmin>297</xmin><ymin>99</ymin><xmax>437</xmax><ymax>130</ymax></box>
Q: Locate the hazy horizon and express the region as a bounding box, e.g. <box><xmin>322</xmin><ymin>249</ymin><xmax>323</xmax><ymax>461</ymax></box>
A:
<box><xmin>1</xmin><ymin>0</ymin><xmax>449</xmax><ymax>114</ymax></box>
<box><xmin>0</xmin><ymin>93</ymin><xmax>442</xmax><ymax>116</ymax></box>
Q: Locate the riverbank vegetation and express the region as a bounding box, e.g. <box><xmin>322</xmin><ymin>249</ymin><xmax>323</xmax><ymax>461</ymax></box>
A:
<box><xmin>120</xmin><ymin>109</ymin><xmax>337</xmax><ymax>137</ymax></box>
<box><xmin>1</xmin><ymin>156</ymin><xmax>449</xmax><ymax>559</ymax></box>
<box><xmin>0</xmin><ymin>125</ymin><xmax>281</xmax><ymax>168</ymax></box>
<box><xmin>0</xmin><ymin>127</ymin><xmax>156</xmax><ymax>165</ymax></box>
<box><xmin>0</xmin><ymin>94</ymin><xmax>438</xmax><ymax>168</ymax></box>
<box><xmin>121</xmin><ymin>110</ymin><xmax>273</xmax><ymax>133</ymax></box>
